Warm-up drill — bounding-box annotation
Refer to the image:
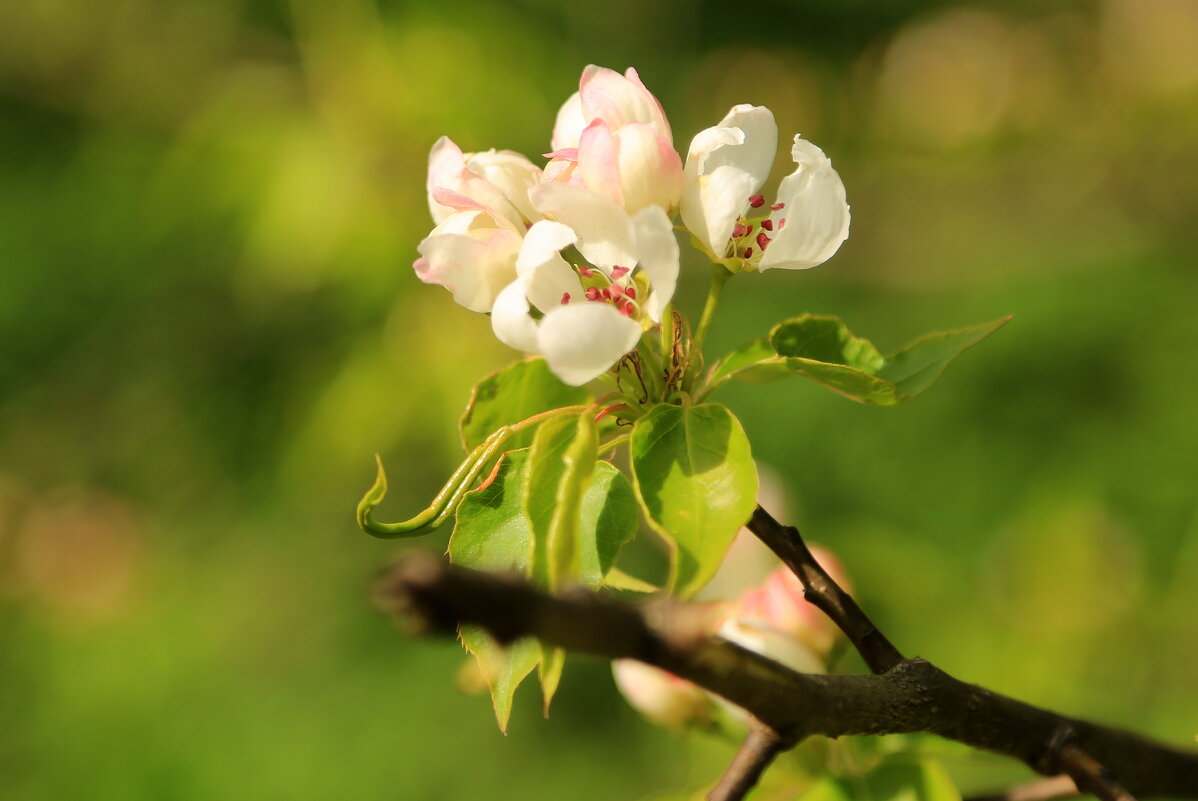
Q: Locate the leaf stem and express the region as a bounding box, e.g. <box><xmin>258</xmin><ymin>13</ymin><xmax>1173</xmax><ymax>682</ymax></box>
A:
<box><xmin>693</xmin><ymin>264</ymin><xmax>733</xmax><ymax>356</ymax></box>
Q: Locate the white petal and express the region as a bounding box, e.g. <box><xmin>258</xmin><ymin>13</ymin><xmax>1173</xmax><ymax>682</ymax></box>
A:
<box><xmin>517</xmin><ymin>221</ymin><xmax>583</xmax><ymax>312</ymax></box>
<box><xmin>416</xmin><ymin>221</ymin><xmax>521</xmax><ymax>313</ymax></box>
<box><xmin>536</xmin><ymin>303</ymin><xmax>642</xmax><ymax>386</ymax></box>
<box><xmin>758</xmin><ymin>137</ymin><xmax>850</xmax><ymax>271</ymax></box>
<box><xmin>490</xmin><ymin>279</ymin><xmax>540</xmax><ymax>353</ymax></box>
<box><xmin>681</xmin><ymin>107</ymin><xmax>778</xmax><ymax>256</ymax></box>
<box><xmin>467</xmin><ymin>149</ymin><xmax>542</xmax><ymax>224</ymax></box>
<box><xmin>718</xmin><ymin>619</ymin><xmax>824</xmax><ymax>674</ymax></box>
<box><xmin>427</xmin><ymin>136</ymin><xmax>465</xmax><ymax>224</ymax></box>
<box><xmin>551</xmin><ymin>91</ymin><xmax>586</xmax><ymax>152</ymax></box>
<box><xmin>682</xmin><ymin>164</ymin><xmax>758</xmax><ymax>257</ymax></box>
<box><xmin>613</xmin><ymin>123</ymin><xmax>683</xmax><ymax>214</ymax></box>
<box><xmin>703</xmin><ymin>105</ymin><xmax>777</xmax><ymax>190</ymax></box>
<box><xmin>632</xmin><ymin>205</ymin><xmax>679</xmax><ymax>322</ymax></box>
<box><xmin>531</xmin><ymin>183</ymin><xmax>636</xmax><ymax>272</ymax></box>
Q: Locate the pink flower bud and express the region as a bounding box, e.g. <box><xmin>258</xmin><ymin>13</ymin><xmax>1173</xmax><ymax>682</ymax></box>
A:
<box><xmin>730</xmin><ymin>546</ymin><xmax>850</xmax><ymax>660</ymax></box>
<box><xmin>612</xmin><ymin>660</ymin><xmax>715</xmax><ymax>730</ymax></box>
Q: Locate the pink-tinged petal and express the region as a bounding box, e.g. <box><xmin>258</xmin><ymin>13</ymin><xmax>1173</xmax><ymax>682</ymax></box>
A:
<box><xmin>541</xmin><ymin>157</ymin><xmax>579</xmax><ymax>185</ymax></box>
<box><xmin>536</xmin><ymin>302</ymin><xmax>642</xmax><ymax>386</ymax></box>
<box><xmin>551</xmin><ymin>91</ymin><xmax>586</xmax><ymax>152</ymax></box>
<box><xmin>611</xmin><ymin>660</ymin><xmax>712</xmax><ymax>729</ymax></box>
<box><xmin>427</xmin><ymin>136</ymin><xmax>467</xmax><ymax>223</ymax></box>
<box><xmin>622</xmin><ymin>67</ymin><xmax>672</xmax><ymax>143</ymax></box>
<box><xmin>579</xmin><ymin>65</ymin><xmax>670</xmax><ymax>142</ymax></box>
<box><xmin>717</xmin><ymin>619</ymin><xmax>824</xmax><ymax>675</ymax></box>
<box><xmin>466</xmin><ymin>149</ymin><xmax>542</xmax><ymax>224</ymax></box>
<box><xmin>415</xmin><ymin>216</ymin><xmax>521</xmax><ymax>313</ymax></box>
<box><xmin>530</xmin><ymin>183</ymin><xmax>636</xmax><ymax>271</ymax></box>
<box><xmin>631</xmin><ymin>205</ymin><xmax>679</xmax><ymax>322</ymax></box>
<box><xmin>431</xmin><ymin>186</ymin><xmax>488</xmax><ymax>215</ymax></box>
<box><xmin>516</xmin><ymin>221</ymin><xmax>583</xmax><ymax>312</ymax></box>
<box><xmin>576</xmin><ymin>119</ymin><xmax>624</xmax><ymax>207</ymax></box>
<box><xmin>612</xmin><ymin>123</ymin><xmax>683</xmax><ymax>213</ymax></box>
<box><xmin>758</xmin><ymin>137</ymin><xmax>850</xmax><ymax>271</ymax></box>
<box><xmin>491</xmin><ymin>279</ymin><xmax>540</xmax><ymax>353</ymax></box>
<box><xmin>543</xmin><ymin>148</ymin><xmax>578</xmax><ymax>161</ymax></box>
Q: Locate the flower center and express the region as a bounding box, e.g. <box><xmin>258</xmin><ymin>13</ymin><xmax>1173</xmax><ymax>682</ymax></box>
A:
<box><xmin>727</xmin><ymin>196</ymin><xmax>788</xmax><ymax>262</ymax></box>
<box><xmin>576</xmin><ymin>263</ymin><xmax>643</xmax><ymax>318</ymax></box>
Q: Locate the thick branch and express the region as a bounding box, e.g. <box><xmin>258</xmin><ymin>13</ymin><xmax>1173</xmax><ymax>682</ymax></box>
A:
<box><xmin>377</xmin><ymin>553</ymin><xmax>1198</xmax><ymax>799</ymax></box>
<box><xmin>747</xmin><ymin>506</ymin><xmax>903</xmax><ymax>674</ymax></box>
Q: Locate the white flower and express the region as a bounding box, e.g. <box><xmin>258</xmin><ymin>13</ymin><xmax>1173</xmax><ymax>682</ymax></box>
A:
<box><xmin>426</xmin><ymin>136</ymin><xmax>541</xmax><ymax>228</ymax></box>
<box><xmin>415</xmin><ymin>138</ymin><xmax>542</xmax><ymax>312</ymax></box>
<box><xmin>542</xmin><ymin>66</ymin><xmax>683</xmax><ymax>215</ymax></box>
<box><xmin>413</xmin><ymin>209</ymin><xmax>523</xmax><ymax>314</ymax></box>
<box><xmin>681</xmin><ymin>105</ymin><xmax>850</xmax><ymax>271</ymax></box>
<box><xmin>490</xmin><ymin>184</ymin><xmax>679</xmax><ymax>386</ymax></box>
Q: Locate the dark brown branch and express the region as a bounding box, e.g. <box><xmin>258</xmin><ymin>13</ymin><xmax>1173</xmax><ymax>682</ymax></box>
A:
<box><xmin>706</xmin><ymin>721</ymin><xmax>789</xmax><ymax>801</ymax></box>
<box><xmin>966</xmin><ymin>776</ymin><xmax>1080</xmax><ymax>801</ymax></box>
<box><xmin>377</xmin><ymin>552</ymin><xmax>1198</xmax><ymax>799</ymax></box>
<box><xmin>747</xmin><ymin>505</ymin><xmax>903</xmax><ymax>674</ymax></box>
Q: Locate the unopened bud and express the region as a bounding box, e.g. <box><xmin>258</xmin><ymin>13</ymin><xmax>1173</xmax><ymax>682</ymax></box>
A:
<box><xmin>612</xmin><ymin>660</ymin><xmax>715</xmax><ymax>730</ymax></box>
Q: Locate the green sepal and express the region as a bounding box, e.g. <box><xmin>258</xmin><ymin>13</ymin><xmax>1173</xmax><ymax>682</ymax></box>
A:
<box><xmin>629</xmin><ymin>403</ymin><xmax>758</xmax><ymax>598</ymax></box>
<box><xmin>703</xmin><ymin>314</ymin><xmax>1010</xmax><ymax>405</ymax></box>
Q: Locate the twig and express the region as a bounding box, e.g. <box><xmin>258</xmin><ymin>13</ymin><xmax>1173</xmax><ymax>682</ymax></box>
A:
<box><xmin>376</xmin><ymin>552</ymin><xmax>1198</xmax><ymax>799</ymax></box>
<box><xmin>746</xmin><ymin>505</ymin><xmax>903</xmax><ymax>674</ymax></box>
<box><xmin>1058</xmin><ymin>743</ymin><xmax>1139</xmax><ymax>801</ymax></box>
<box><xmin>707</xmin><ymin>721</ymin><xmax>789</xmax><ymax>801</ymax></box>
<box><xmin>965</xmin><ymin>775</ymin><xmax>1080</xmax><ymax>801</ymax></box>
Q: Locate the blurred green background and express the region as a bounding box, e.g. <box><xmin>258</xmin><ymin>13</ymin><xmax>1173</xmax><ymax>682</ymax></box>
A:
<box><xmin>2</xmin><ymin>0</ymin><xmax>1197</xmax><ymax>798</ymax></box>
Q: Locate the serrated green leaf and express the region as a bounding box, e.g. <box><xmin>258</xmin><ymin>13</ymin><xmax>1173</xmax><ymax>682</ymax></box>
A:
<box><xmin>458</xmin><ymin>628</ymin><xmax>539</xmax><ymax>734</ymax></box>
<box><xmin>524</xmin><ymin>410</ymin><xmax>597</xmax><ymax>714</ymax></box>
<box><xmin>875</xmin><ymin>318</ymin><xmax>1011</xmax><ymax>398</ymax></box>
<box><xmin>630</xmin><ymin>403</ymin><xmax>758</xmax><ymax>598</ymax></box>
<box><xmin>449</xmin><ymin>451</ymin><xmax>537</xmax><ymax>731</ymax></box>
<box><xmin>703</xmin><ymin>315</ymin><xmax>1010</xmax><ymax>406</ymax></box>
<box><xmin>771</xmin><ymin>314</ymin><xmax>886</xmax><ymax>371</ymax></box>
<box><xmin>460</xmin><ymin>357</ymin><xmax>591</xmax><ymax>452</ymax></box>
<box><xmin>524</xmin><ymin>411</ymin><xmax>599</xmax><ymax>590</ymax></box>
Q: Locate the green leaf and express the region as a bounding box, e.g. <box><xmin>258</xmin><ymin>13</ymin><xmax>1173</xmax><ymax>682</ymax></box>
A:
<box><xmin>458</xmin><ymin>628</ymin><xmax>539</xmax><ymax>734</ymax></box>
<box><xmin>704</xmin><ymin>314</ymin><xmax>1010</xmax><ymax>406</ymax></box>
<box><xmin>459</xmin><ymin>357</ymin><xmax>590</xmax><ymax>452</ymax></box>
<box><xmin>452</xmin><ymin>424</ymin><xmax>635</xmax><ymax>723</ymax></box>
<box><xmin>524</xmin><ymin>410</ymin><xmax>599</xmax><ymax>590</ymax></box>
<box><xmin>602</xmin><ymin>567</ymin><xmax>659</xmax><ymax>593</ymax></box>
<box><xmin>523</xmin><ymin>410</ymin><xmax>597</xmax><ymax>714</ymax></box>
<box><xmin>449</xmin><ymin>451</ymin><xmax>538</xmax><ymax>731</ymax></box>
<box><xmin>630</xmin><ymin>403</ymin><xmax>758</xmax><ymax>598</ymax></box>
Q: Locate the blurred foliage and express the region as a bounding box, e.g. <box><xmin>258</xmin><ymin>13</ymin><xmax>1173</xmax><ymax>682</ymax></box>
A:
<box><xmin>2</xmin><ymin>0</ymin><xmax>1197</xmax><ymax>798</ymax></box>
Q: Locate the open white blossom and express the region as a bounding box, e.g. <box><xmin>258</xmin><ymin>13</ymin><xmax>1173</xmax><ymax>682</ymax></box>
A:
<box><xmin>681</xmin><ymin>105</ymin><xmax>850</xmax><ymax>271</ymax></box>
<box><xmin>490</xmin><ymin>184</ymin><xmax>679</xmax><ymax>386</ymax></box>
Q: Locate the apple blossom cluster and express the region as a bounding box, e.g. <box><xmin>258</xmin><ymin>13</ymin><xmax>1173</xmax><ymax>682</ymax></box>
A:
<box><xmin>415</xmin><ymin>65</ymin><xmax>851</xmax><ymax>386</ymax></box>
<box><xmin>613</xmin><ymin>547</ymin><xmax>850</xmax><ymax>730</ymax></box>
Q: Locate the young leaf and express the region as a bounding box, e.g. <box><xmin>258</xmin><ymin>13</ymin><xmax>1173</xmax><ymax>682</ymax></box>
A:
<box><xmin>703</xmin><ymin>314</ymin><xmax>1010</xmax><ymax>406</ymax></box>
<box><xmin>459</xmin><ymin>357</ymin><xmax>591</xmax><ymax>452</ymax></box>
<box><xmin>449</xmin><ymin>451</ymin><xmax>538</xmax><ymax>731</ymax></box>
<box><xmin>524</xmin><ymin>410</ymin><xmax>599</xmax><ymax>590</ymax></box>
<box><xmin>630</xmin><ymin>403</ymin><xmax>758</xmax><ymax>598</ymax></box>
<box><xmin>448</xmin><ymin>448</ymin><xmax>641</xmax><ymax>727</ymax></box>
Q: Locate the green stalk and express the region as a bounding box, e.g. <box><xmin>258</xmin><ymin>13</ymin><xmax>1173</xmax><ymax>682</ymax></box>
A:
<box><xmin>692</xmin><ymin>264</ymin><xmax>732</xmax><ymax>356</ymax></box>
